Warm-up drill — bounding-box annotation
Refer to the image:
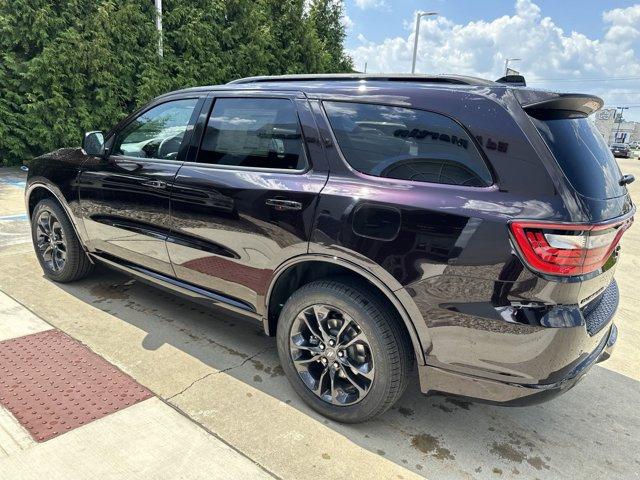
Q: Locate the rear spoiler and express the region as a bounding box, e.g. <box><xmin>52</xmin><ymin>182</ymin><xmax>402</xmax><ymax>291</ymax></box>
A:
<box><xmin>495</xmin><ymin>74</ymin><xmax>526</xmax><ymax>86</ymax></box>
<box><xmin>513</xmin><ymin>91</ymin><xmax>604</xmax><ymax>119</ymax></box>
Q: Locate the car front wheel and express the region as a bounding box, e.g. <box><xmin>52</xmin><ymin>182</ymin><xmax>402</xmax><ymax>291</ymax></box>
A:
<box><xmin>31</xmin><ymin>198</ymin><xmax>94</xmax><ymax>283</ymax></box>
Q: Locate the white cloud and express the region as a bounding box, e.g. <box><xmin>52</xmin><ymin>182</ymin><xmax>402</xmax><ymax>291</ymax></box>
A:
<box><xmin>355</xmin><ymin>0</ymin><xmax>387</xmax><ymax>10</ymax></box>
<box><xmin>602</xmin><ymin>4</ymin><xmax>640</xmax><ymax>27</ymax></box>
<box><xmin>342</xmin><ymin>13</ymin><xmax>355</xmax><ymax>30</ymax></box>
<box><xmin>348</xmin><ymin>0</ymin><xmax>640</xmax><ymax>118</ymax></box>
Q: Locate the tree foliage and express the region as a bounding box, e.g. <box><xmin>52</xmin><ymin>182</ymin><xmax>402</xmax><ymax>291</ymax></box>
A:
<box><xmin>0</xmin><ymin>0</ymin><xmax>353</xmax><ymax>165</ymax></box>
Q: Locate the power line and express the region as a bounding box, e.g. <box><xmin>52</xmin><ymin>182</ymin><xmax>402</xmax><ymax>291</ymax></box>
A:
<box><xmin>528</xmin><ymin>77</ymin><xmax>640</xmax><ymax>84</ymax></box>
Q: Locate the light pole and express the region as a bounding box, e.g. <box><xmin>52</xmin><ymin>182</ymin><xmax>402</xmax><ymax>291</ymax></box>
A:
<box><xmin>615</xmin><ymin>106</ymin><xmax>629</xmax><ymax>142</ymax></box>
<box><xmin>155</xmin><ymin>0</ymin><xmax>163</xmax><ymax>58</ymax></box>
<box><xmin>411</xmin><ymin>11</ymin><xmax>438</xmax><ymax>74</ymax></box>
<box><xmin>504</xmin><ymin>58</ymin><xmax>521</xmax><ymax>76</ymax></box>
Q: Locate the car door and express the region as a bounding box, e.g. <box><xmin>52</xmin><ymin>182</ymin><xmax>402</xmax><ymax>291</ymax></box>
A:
<box><xmin>167</xmin><ymin>92</ymin><xmax>328</xmax><ymax>312</ymax></box>
<box><xmin>79</xmin><ymin>94</ymin><xmax>205</xmax><ymax>276</ymax></box>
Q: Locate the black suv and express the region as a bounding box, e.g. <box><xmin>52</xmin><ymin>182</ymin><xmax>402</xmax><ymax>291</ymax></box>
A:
<box><xmin>611</xmin><ymin>143</ymin><xmax>631</xmax><ymax>158</ymax></box>
<box><xmin>25</xmin><ymin>74</ymin><xmax>635</xmax><ymax>422</ymax></box>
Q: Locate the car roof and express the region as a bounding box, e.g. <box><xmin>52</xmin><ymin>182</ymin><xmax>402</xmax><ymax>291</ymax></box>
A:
<box><xmin>156</xmin><ymin>74</ymin><xmax>603</xmax><ymax>118</ymax></box>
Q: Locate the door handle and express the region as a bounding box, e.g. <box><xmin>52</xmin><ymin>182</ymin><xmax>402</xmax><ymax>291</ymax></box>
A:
<box><xmin>143</xmin><ymin>180</ymin><xmax>167</xmax><ymax>189</ymax></box>
<box><xmin>265</xmin><ymin>198</ymin><xmax>303</xmax><ymax>211</ymax></box>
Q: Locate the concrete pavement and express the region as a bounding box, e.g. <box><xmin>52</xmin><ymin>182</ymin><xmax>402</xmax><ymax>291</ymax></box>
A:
<box><xmin>1</xmin><ymin>395</ymin><xmax>274</xmax><ymax>480</ymax></box>
<box><xmin>0</xmin><ymin>291</ymin><xmax>274</xmax><ymax>480</ymax></box>
<box><xmin>1</xmin><ymin>161</ymin><xmax>639</xmax><ymax>479</ymax></box>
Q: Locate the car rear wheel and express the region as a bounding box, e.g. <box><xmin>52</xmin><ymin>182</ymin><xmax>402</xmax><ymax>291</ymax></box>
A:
<box><xmin>31</xmin><ymin>198</ymin><xmax>94</xmax><ymax>283</ymax></box>
<box><xmin>276</xmin><ymin>278</ymin><xmax>413</xmax><ymax>423</ymax></box>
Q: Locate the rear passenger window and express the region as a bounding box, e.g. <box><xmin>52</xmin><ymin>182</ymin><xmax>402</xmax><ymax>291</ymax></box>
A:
<box><xmin>197</xmin><ymin>98</ymin><xmax>307</xmax><ymax>170</ymax></box>
<box><xmin>324</xmin><ymin>101</ymin><xmax>492</xmax><ymax>187</ymax></box>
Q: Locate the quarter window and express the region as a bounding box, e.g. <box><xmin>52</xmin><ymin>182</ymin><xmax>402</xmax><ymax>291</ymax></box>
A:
<box><xmin>197</xmin><ymin>98</ymin><xmax>307</xmax><ymax>170</ymax></box>
<box><xmin>324</xmin><ymin>101</ymin><xmax>492</xmax><ymax>187</ymax></box>
<box><xmin>113</xmin><ymin>99</ymin><xmax>198</xmax><ymax>160</ymax></box>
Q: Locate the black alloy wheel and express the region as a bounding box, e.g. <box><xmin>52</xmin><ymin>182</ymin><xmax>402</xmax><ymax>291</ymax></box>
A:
<box><xmin>289</xmin><ymin>304</ymin><xmax>375</xmax><ymax>406</ymax></box>
<box><xmin>34</xmin><ymin>209</ymin><xmax>67</xmax><ymax>272</ymax></box>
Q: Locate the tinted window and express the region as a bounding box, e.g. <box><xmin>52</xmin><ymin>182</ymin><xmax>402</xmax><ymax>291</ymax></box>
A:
<box><xmin>197</xmin><ymin>98</ymin><xmax>306</xmax><ymax>170</ymax></box>
<box><xmin>114</xmin><ymin>99</ymin><xmax>198</xmax><ymax>160</ymax></box>
<box><xmin>532</xmin><ymin>117</ymin><xmax>625</xmax><ymax>199</ymax></box>
<box><xmin>324</xmin><ymin>101</ymin><xmax>491</xmax><ymax>187</ymax></box>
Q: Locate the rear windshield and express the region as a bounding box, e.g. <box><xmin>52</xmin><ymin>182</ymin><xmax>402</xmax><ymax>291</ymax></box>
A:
<box><xmin>532</xmin><ymin>117</ymin><xmax>626</xmax><ymax>199</ymax></box>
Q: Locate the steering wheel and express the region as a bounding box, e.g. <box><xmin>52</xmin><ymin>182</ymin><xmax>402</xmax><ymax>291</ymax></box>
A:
<box><xmin>158</xmin><ymin>133</ymin><xmax>184</xmax><ymax>160</ymax></box>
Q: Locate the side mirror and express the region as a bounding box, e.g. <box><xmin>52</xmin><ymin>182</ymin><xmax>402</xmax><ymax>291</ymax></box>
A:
<box><xmin>620</xmin><ymin>174</ymin><xmax>635</xmax><ymax>186</ymax></box>
<box><xmin>82</xmin><ymin>131</ymin><xmax>105</xmax><ymax>156</ymax></box>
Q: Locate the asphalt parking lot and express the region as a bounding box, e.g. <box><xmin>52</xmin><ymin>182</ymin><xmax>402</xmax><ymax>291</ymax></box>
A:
<box><xmin>1</xmin><ymin>156</ymin><xmax>639</xmax><ymax>480</ymax></box>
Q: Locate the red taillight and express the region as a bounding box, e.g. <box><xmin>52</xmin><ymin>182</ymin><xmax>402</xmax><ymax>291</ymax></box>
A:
<box><xmin>509</xmin><ymin>218</ymin><xmax>633</xmax><ymax>276</ymax></box>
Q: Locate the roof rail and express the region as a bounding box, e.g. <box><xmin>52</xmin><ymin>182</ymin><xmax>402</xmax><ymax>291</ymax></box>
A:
<box><xmin>228</xmin><ymin>73</ymin><xmax>496</xmax><ymax>86</ymax></box>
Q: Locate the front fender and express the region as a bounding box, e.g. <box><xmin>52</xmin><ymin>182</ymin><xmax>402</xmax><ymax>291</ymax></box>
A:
<box><xmin>26</xmin><ymin>178</ymin><xmax>90</xmax><ymax>250</ymax></box>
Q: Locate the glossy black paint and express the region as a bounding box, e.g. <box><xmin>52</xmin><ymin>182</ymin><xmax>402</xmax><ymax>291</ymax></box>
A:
<box><xmin>24</xmin><ymin>77</ymin><xmax>635</xmax><ymax>404</ymax></box>
<box><xmin>167</xmin><ymin>94</ymin><xmax>329</xmax><ymax>311</ymax></box>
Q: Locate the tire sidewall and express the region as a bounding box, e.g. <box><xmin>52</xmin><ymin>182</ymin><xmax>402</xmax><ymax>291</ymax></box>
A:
<box><xmin>276</xmin><ymin>281</ymin><xmax>399</xmax><ymax>423</ymax></box>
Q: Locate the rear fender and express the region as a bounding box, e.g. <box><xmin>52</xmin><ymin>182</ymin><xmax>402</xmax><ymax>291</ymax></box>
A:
<box><xmin>266</xmin><ymin>253</ymin><xmax>430</xmax><ymax>366</ymax></box>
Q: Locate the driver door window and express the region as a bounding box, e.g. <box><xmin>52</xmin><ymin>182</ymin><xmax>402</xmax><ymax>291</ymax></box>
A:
<box><xmin>113</xmin><ymin>99</ymin><xmax>199</xmax><ymax>160</ymax></box>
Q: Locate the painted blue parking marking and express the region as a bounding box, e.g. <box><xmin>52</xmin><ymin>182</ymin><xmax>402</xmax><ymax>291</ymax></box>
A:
<box><xmin>0</xmin><ymin>179</ymin><xmax>27</xmax><ymax>189</ymax></box>
<box><xmin>0</xmin><ymin>213</ymin><xmax>28</xmax><ymax>221</ymax></box>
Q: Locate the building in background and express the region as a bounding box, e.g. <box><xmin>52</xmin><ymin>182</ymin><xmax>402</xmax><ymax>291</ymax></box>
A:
<box><xmin>594</xmin><ymin>109</ymin><xmax>640</xmax><ymax>145</ymax></box>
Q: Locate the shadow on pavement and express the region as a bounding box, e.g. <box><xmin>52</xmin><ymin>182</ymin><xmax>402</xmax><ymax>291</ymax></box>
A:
<box><xmin>56</xmin><ymin>266</ymin><xmax>640</xmax><ymax>480</ymax></box>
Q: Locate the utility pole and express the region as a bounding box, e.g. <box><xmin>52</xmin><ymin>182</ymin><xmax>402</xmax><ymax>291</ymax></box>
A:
<box><xmin>411</xmin><ymin>11</ymin><xmax>438</xmax><ymax>74</ymax></box>
<box><xmin>364</xmin><ymin>62</ymin><xmax>368</xmax><ymax>74</ymax></box>
<box><xmin>615</xmin><ymin>106</ymin><xmax>629</xmax><ymax>142</ymax></box>
<box><xmin>504</xmin><ymin>58</ymin><xmax>521</xmax><ymax>76</ymax></box>
<box><xmin>155</xmin><ymin>0</ymin><xmax>163</xmax><ymax>58</ymax></box>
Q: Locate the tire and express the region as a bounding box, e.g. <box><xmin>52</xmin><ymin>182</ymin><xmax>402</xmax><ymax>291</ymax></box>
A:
<box><xmin>276</xmin><ymin>277</ymin><xmax>414</xmax><ymax>423</ymax></box>
<box><xmin>31</xmin><ymin>198</ymin><xmax>94</xmax><ymax>283</ymax></box>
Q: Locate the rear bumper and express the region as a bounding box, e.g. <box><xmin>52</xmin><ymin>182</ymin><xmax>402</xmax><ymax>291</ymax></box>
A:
<box><xmin>419</xmin><ymin>280</ymin><xmax>620</xmax><ymax>405</ymax></box>
<box><xmin>419</xmin><ymin>323</ymin><xmax>617</xmax><ymax>405</ymax></box>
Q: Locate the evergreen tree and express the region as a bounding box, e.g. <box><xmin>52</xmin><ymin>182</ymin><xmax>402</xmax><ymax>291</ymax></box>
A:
<box><xmin>264</xmin><ymin>0</ymin><xmax>322</xmax><ymax>74</ymax></box>
<box><xmin>221</xmin><ymin>0</ymin><xmax>273</xmax><ymax>79</ymax></box>
<box><xmin>0</xmin><ymin>0</ymin><xmax>353</xmax><ymax>166</ymax></box>
<box><xmin>308</xmin><ymin>0</ymin><xmax>353</xmax><ymax>72</ymax></box>
<box><xmin>0</xmin><ymin>0</ymin><xmax>75</xmax><ymax>162</ymax></box>
<box><xmin>24</xmin><ymin>1</ymin><xmax>159</xmax><ymax>155</ymax></box>
<box><xmin>153</xmin><ymin>0</ymin><xmax>226</xmax><ymax>90</ymax></box>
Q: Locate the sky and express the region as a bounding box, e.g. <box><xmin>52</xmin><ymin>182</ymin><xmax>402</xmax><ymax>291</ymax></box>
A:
<box><xmin>341</xmin><ymin>0</ymin><xmax>640</xmax><ymax>121</ymax></box>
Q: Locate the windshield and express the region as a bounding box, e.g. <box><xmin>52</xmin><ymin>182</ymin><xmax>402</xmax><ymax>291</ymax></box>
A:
<box><xmin>532</xmin><ymin>117</ymin><xmax>626</xmax><ymax>199</ymax></box>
